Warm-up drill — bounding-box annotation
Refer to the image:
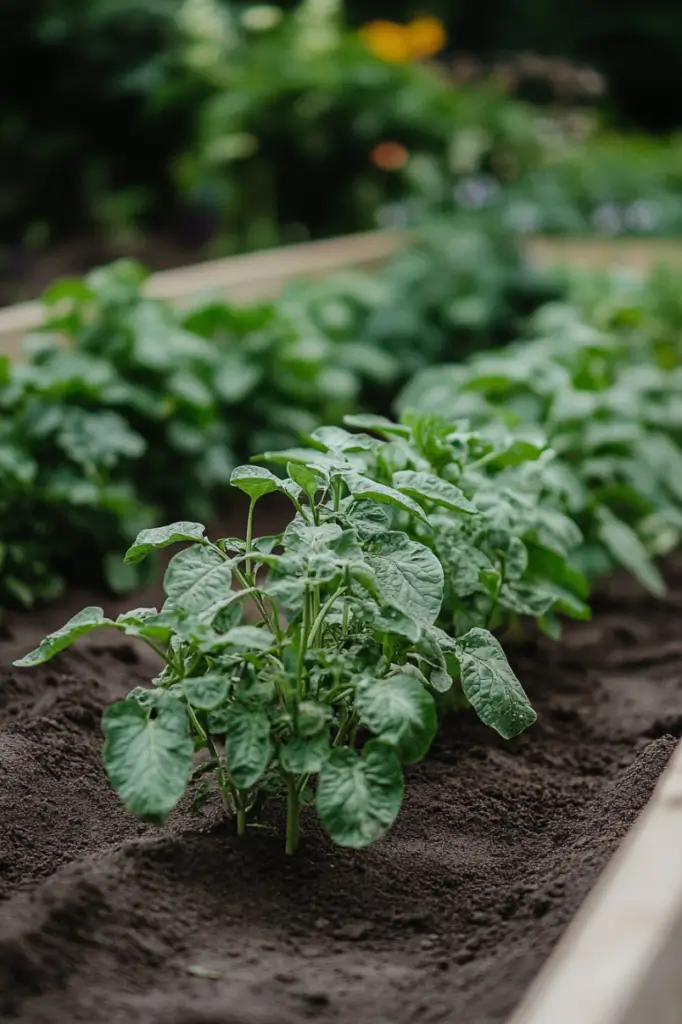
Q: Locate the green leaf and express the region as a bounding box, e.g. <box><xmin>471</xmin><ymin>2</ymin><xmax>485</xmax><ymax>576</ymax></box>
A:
<box><xmin>13</xmin><ymin>607</ymin><xmax>117</xmax><ymax>667</ymax></box>
<box><xmin>101</xmin><ymin>696</ymin><xmax>193</xmax><ymax>825</ymax></box>
<box><xmin>455</xmin><ymin>628</ymin><xmax>537</xmax><ymax>740</ymax></box>
<box><xmin>164</xmin><ymin>546</ymin><xmax>234</xmax><ymax>623</ymax></box>
<box><xmin>287</xmin><ymin>462</ymin><xmax>322</xmax><ymax>500</ymax></box>
<box><xmin>182</xmin><ymin>674</ymin><xmax>230</xmax><ymax>710</ymax></box>
<box><xmin>125</xmin><ymin>522</ymin><xmax>208</xmax><ymax>564</ymax></box>
<box><xmin>434</xmin><ymin>523</ymin><xmax>498</xmax><ymax>598</ymax></box>
<box><xmin>504</xmin><ymin>537</ymin><xmax>529</xmax><ymax>581</ymax></box>
<box><xmin>225</xmin><ymin>703</ymin><xmax>273</xmax><ymax>789</ymax></box>
<box><xmin>393</xmin><ymin>470</ymin><xmax>477</xmax><ymax>514</ymax></box>
<box><xmin>225</xmin><ymin>625</ymin><xmax>275</xmax><ymax>650</ymax></box>
<box><xmin>357</xmin><ymin>675</ymin><xmax>437</xmax><ymax>763</ymax></box>
<box><xmin>230</xmin><ymin>465</ymin><xmax>286</xmax><ymax>502</ymax></box>
<box><xmin>498</xmin><ymin>581</ymin><xmax>556</xmax><ymax>617</ymax></box>
<box><xmin>373</xmin><ymin>605</ymin><xmax>422</xmax><ymax>643</ymax></box>
<box><xmin>342</xmin><ymin>471</ymin><xmax>430</xmax><ymax>524</ymax></box>
<box><xmin>279</xmin><ymin>730</ymin><xmax>330</xmax><ymax>774</ymax></box>
<box><xmin>366</xmin><ymin>532</ymin><xmax>444</xmax><ymax>626</ymax></box>
<box><xmin>343</xmin><ymin>414</ymin><xmax>411</xmax><ymax>438</ymax></box>
<box><xmin>596</xmin><ymin>508</ymin><xmax>665</xmax><ymax>596</ymax></box>
<box><xmin>316</xmin><ymin>740</ymin><xmax>404</xmax><ymax>848</ymax></box>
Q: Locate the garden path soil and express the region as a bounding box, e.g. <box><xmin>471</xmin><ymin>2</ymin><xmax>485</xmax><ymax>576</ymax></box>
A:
<box><xmin>2</xmin><ymin>554</ymin><xmax>682</xmax><ymax>1024</ymax></box>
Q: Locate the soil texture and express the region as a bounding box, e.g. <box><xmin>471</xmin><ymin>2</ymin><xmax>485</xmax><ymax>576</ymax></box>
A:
<box><xmin>1</xmin><ymin>557</ymin><xmax>682</xmax><ymax>1024</ymax></box>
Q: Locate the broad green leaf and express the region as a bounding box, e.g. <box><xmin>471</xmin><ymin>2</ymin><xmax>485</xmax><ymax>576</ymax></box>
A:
<box><xmin>455</xmin><ymin>628</ymin><xmax>537</xmax><ymax>740</ymax></box>
<box><xmin>287</xmin><ymin>462</ymin><xmax>322</xmax><ymax>500</ymax></box>
<box><xmin>434</xmin><ymin>523</ymin><xmax>497</xmax><ymax>599</ymax></box>
<box><xmin>498</xmin><ymin>581</ymin><xmax>556</xmax><ymax>617</ymax></box>
<box><xmin>343</xmin><ymin>414</ymin><xmax>411</xmax><ymax>438</ymax></box>
<box><xmin>225</xmin><ymin>625</ymin><xmax>274</xmax><ymax>650</ymax></box>
<box><xmin>13</xmin><ymin>607</ymin><xmax>117</xmax><ymax>667</ymax></box>
<box><xmin>343</xmin><ymin>471</ymin><xmax>430</xmax><ymax>524</ymax></box>
<box><xmin>311</xmin><ymin>426</ymin><xmax>378</xmax><ymax>454</ymax></box>
<box><xmin>504</xmin><ymin>537</ymin><xmax>529</xmax><ymax>581</ymax></box>
<box><xmin>164</xmin><ymin>546</ymin><xmax>234</xmax><ymax>623</ymax></box>
<box><xmin>230</xmin><ymin>465</ymin><xmax>283</xmax><ymax>501</ymax></box>
<box><xmin>279</xmin><ymin>730</ymin><xmax>330</xmax><ymax>773</ymax></box>
<box><xmin>101</xmin><ymin>696</ymin><xmax>193</xmax><ymax>825</ymax></box>
<box><xmin>373</xmin><ymin>605</ymin><xmax>422</xmax><ymax>643</ymax></box>
<box><xmin>366</xmin><ymin>532</ymin><xmax>444</xmax><ymax>626</ymax></box>
<box><xmin>225</xmin><ymin>703</ymin><xmax>273</xmax><ymax>789</ymax></box>
<box><xmin>182</xmin><ymin>674</ymin><xmax>231</xmax><ymax>710</ymax></box>
<box><xmin>316</xmin><ymin>740</ymin><xmax>404</xmax><ymax>848</ymax></box>
<box><xmin>393</xmin><ymin>470</ymin><xmax>477</xmax><ymax>514</ymax></box>
<box><xmin>596</xmin><ymin>508</ymin><xmax>665</xmax><ymax>596</ymax></box>
<box><xmin>357</xmin><ymin>675</ymin><xmax>437</xmax><ymax>763</ymax></box>
<box><xmin>125</xmin><ymin>522</ymin><xmax>207</xmax><ymax>564</ymax></box>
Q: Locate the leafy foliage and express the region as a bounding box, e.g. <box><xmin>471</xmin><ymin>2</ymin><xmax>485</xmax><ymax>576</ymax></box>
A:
<box><xmin>14</xmin><ymin>449</ymin><xmax>538</xmax><ymax>852</ymax></box>
<box><xmin>399</xmin><ymin>265</ymin><xmax>682</xmax><ymax>592</ymax></box>
<box><xmin>0</xmin><ymin>219</ymin><xmax>553</xmax><ymax>610</ymax></box>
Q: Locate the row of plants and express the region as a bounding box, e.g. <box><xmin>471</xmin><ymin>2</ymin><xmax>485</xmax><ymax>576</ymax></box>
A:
<box><xmin>13</xmin><ymin>256</ymin><xmax>682</xmax><ymax>855</ymax></box>
<box><xmin>0</xmin><ymin>218</ymin><xmax>557</xmax><ymax>610</ymax></box>
<box><xmin>449</xmin><ymin>134</ymin><xmax>682</xmax><ymax>237</ymax></box>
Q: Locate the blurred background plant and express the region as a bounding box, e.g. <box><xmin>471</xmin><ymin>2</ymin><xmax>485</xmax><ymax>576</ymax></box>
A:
<box><xmin>2</xmin><ymin>0</ymin><xmax>682</xmax><ymax>306</ymax></box>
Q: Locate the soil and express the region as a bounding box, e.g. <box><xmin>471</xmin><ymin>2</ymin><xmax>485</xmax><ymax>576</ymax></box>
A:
<box><xmin>2</xmin><ymin>555</ymin><xmax>682</xmax><ymax>1024</ymax></box>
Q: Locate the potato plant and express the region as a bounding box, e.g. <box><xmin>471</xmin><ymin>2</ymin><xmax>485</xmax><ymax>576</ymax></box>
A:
<box><xmin>15</xmin><ymin>452</ymin><xmax>538</xmax><ymax>853</ymax></box>
<box><xmin>398</xmin><ymin>304</ymin><xmax>682</xmax><ymax>595</ymax></box>
<box><xmin>264</xmin><ymin>417</ymin><xmax>590</xmax><ymax>642</ymax></box>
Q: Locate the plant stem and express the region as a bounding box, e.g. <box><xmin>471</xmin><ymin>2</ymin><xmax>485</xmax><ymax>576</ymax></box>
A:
<box><xmin>297</xmin><ymin>587</ymin><xmax>310</xmax><ymax>698</ymax></box>
<box><xmin>237</xmin><ymin>805</ymin><xmax>247</xmax><ymax>837</ymax></box>
<box><xmin>285</xmin><ymin>775</ymin><xmax>300</xmax><ymax>856</ymax></box>
<box><xmin>245</xmin><ymin>498</ymin><xmax>255</xmax><ymax>579</ymax></box>
<box><xmin>205</xmin><ymin>734</ymin><xmax>235</xmax><ymax>818</ymax></box>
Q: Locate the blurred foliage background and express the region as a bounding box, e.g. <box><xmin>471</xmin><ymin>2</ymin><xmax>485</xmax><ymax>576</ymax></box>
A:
<box><xmin>2</xmin><ymin>0</ymin><xmax>682</xmax><ymax>303</ymax></box>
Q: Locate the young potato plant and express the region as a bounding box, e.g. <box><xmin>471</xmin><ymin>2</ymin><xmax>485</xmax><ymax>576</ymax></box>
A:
<box><xmin>14</xmin><ymin>456</ymin><xmax>537</xmax><ymax>854</ymax></box>
<box><xmin>398</xmin><ymin>312</ymin><xmax>682</xmax><ymax>596</ymax></box>
<box><xmin>264</xmin><ymin>417</ymin><xmax>590</xmax><ymax>644</ymax></box>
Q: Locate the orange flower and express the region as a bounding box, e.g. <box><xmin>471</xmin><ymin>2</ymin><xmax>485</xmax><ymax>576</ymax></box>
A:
<box><xmin>370</xmin><ymin>141</ymin><xmax>410</xmax><ymax>171</ymax></box>
<box><xmin>359</xmin><ymin>20</ymin><xmax>412</xmax><ymax>63</ymax></box>
<box><xmin>406</xmin><ymin>16</ymin><xmax>447</xmax><ymax>60</ymax></box>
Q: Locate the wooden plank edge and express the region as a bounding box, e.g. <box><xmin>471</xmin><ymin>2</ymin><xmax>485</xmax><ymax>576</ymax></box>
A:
<box><xmin>508</xmin><ymin>736</ymin><xmax>682</xmax><ymax>1024</ymax></box>
<box><xmin>1</xmin><ymin>232</ymin><xmax>682</xmax><ymax>360</ymax></box>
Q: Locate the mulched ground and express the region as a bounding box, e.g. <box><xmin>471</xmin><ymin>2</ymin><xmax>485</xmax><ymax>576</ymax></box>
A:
<box><xmin>1</xmin><ymin>554</ymin><xmax>681</xmax><ymax>1024</ymax></box>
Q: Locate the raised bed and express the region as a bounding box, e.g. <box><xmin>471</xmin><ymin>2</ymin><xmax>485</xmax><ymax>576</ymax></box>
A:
<box><xmin>1</xmin><ymin>231</ymin><xmax>682</xmax><ymax>359</ymax></box>
<box><xmin>1</xmin><ymin>526</ymin><xmax>682</xmax><ymax>1023</ymax></box>
<box><xmin>3</xmin><ymin>231</ymin><xmax>682</xmax><ymax>1022</ymax></box>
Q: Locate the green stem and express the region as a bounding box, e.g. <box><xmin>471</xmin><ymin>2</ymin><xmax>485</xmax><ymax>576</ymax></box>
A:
<box><xmin>205</xmin><ymin>735</ymin><xmax>234</xmax><ymax>817</ymax></box>
<box><xmin>245</xmin><ymin>498</ymin><xmax>256</xmax><ymax>579</ymax></box>
<box><xmin>285</xmin><ymin>775</ymin><xmax>300</xmax><ymax>856</ymax></box>
<box><xmin>297</xmin><ymin>587</ymin><xmax>310</xmax><ymax>698</ymax></box>
<box><xmin>332</xmin><ymin>477</ymin><xmax>342</xmax><ymax>512</ymax></box>
<box><xmin>308</xmin><ymin>586</ymin><xmax>345</xmax><ymax>648</ymax></box>
<box><xmin>237</xmin><ymin>805</ymin><xmax>247</xmax><ymax>837</ymax></box>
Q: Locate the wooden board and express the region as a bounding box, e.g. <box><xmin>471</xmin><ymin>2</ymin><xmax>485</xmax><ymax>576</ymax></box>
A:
<box><xmin>508</xmin><ymin>737</ymin><xmax>682</xmax><ymax>1024</ymax></box>
<box><xmin>1</xmin><ymin>232</ymin><xmax>682</xmax><ymax>360</ymax></box>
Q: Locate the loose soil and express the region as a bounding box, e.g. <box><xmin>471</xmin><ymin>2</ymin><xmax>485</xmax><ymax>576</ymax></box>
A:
<box><xmin>2</xmin><ymin>556</ymin><xmax>682</xmax><ymax>1024</ymax></box>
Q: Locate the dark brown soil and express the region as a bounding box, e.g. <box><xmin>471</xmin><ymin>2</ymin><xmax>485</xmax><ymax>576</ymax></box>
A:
<box><xmin>2</xmin><ymin>558</ymin><xmax>682</xmax><ymax>1024</ymax></box>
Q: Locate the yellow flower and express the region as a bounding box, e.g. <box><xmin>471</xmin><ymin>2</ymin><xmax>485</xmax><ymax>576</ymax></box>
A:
<box><xmin>359</xmin><ymin>16</ymin><xmax>447</xmax><ymax>64</ymax></box>
<box><xmin>359</xmin><ymin>20</ymin><xmax>412</xmax><ymax>63</ymax></box>
<box><xmin>406</xmin><ymin>16</ymin><xmax>447</xmax><ymax>60</ymax></box>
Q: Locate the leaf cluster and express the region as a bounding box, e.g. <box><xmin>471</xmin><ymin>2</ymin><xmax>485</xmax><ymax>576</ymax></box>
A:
<box><xmin>399</xmin><ymin>267</ymin><xmax>682</xmax><ymax>594</ymax></box>
<box><xmin>14</xmin><ymin>450</ymin><xmax>538</xmax><ymax>852</ymax></box>
<box><xmin>0</xmin><ymin>219</ymin><xmax>552</xmax><ymax>610</ymax></box>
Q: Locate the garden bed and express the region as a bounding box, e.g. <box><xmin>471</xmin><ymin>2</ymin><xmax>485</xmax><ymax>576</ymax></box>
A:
<box><xmin>2</xmin><ymin>536</ymin><xmax>682</xmax><ymax>1024</ymax></box>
